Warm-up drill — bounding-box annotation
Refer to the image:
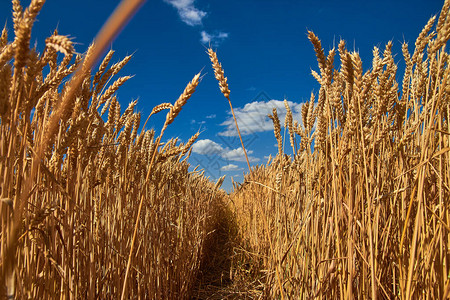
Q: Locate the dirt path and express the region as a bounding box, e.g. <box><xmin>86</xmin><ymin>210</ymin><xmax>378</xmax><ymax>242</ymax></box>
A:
<box><xmin>191</xmin><ymin>197</ymin><xmax>260</xmax><ymax>299</ymax></box>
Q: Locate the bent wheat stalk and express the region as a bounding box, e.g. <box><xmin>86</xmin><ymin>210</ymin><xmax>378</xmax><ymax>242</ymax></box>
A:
<box><xmin>207</xmin><ymin>48</ymin><xmax>252</xmax><ymax>173</ymax></box>
<box><xmin>120</xmin><ymin>72</ymin><xmax>200</xmax><ymax>300</ymax></box>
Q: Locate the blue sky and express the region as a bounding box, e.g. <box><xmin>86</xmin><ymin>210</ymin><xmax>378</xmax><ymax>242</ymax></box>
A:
<box><xmin>0</xmin><ymin>0</ymin><xmax>444</xmax><ymax>191</ymax></box>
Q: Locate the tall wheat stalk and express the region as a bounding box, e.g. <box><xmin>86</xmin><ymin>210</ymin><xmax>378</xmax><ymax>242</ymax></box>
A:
<box><xmin>207</xmin><ymin>48</ymin><xmax>252</xmax><ymax>173</ymax></box>
<box><xmin>208</xmin><ymin>48</ymin><xmax>289</xmax><ymax>300</ymax></box>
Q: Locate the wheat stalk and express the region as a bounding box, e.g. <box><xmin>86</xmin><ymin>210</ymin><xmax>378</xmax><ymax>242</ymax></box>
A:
<box><xmin>208</xmin><ymin>48</ymin><xmax>252</xmax><ymax>173</ymax></box>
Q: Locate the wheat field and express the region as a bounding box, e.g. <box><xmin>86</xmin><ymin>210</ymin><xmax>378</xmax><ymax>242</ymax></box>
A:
<box><xmin>1</xmin><ymin>0</ymin><xmax>449</xmax><ymax>299</ymax></box>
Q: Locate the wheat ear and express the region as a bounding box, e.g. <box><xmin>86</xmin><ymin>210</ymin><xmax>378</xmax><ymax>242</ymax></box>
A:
<box><xmin>208</xmin><ymin>48</ymin><xmax>252</xmax><ymax>173</ymax></box>
<box><xmin>164</xmin><ymin>72</ymin><xmax>200</xmax><ymax>128</ymax></box>
<box><xmin>269</xmin><ymin>108</ymin><xmax>283</xmax><ymax>156</ymax></box>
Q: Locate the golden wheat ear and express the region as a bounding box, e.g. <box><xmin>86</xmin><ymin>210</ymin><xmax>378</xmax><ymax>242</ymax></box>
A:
<box><xmin>207</xmin><ymin>48</ymin><xmax>252</xmax><ymax>174</ymax></box>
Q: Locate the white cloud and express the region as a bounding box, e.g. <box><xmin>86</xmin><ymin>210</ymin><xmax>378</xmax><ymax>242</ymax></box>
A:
<box><xmin>164</xmin><ymin>0</ymin><xmax>207</xmax><ymax>26</ymax></box>
<box><xmin>164</xmin><ymin>1</ymin><xmax>229</xmax><ymax>46</ymax></box>
<box><xmin>221</xmin><ymin>147</ymin><xmax>259</xmax><ymax>162</ymax></box>
<box><xmin>200</xmin><ymin>31</ymin><xmax>210</xmax><ymax>43</ymax></box>
<box><xmin>192</xmin><ymin>139</ymin><xmax>223</xmax><ymax>155</ymax></box>
<box><xmin>219</xmin><ymin>99</ymin><xmax>304</xmax><ymax>137</ymax></box>
<box><xmin>192</xmin><ymin>139</ymin><xmax>259</xmax><ymax>162</ymax></box>
<box><xmin>206</xmin><ymin>114</ymin><xmax>216</xmax><ymax>119</ymax></box>
<box><xmin>220</xmin><ymin>164</ymin><xmax>240</xmax><ymax>171</ymax></box>
<box><xmin>200</xmin><ymin>31</ymin><xmax>229</xmax><ymax>46</ymax></box>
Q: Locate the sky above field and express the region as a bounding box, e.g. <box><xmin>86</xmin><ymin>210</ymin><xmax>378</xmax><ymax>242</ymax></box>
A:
<box><xmin>0</xmin><ymin>0</ymin><xmax>445</xmax><ymax>191</ymax></box>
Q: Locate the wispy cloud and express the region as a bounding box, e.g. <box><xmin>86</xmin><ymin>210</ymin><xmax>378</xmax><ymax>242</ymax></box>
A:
<box><xmin>164</xmin><ymin>1</ymin><xmax>229</xmax><ymax>46</ymax></box>
<box><xmin>219</xmin><ymin>99</ymin><xmax>304</xmax><ymax>137</ymax></box>
<box><xmin>192</xmin><ymin>139</ymin><xmax>259</xmax><ymax>162</ymax></box>
<box><xmin>190</xmin><ymin>119</ymin><xmax>206</xmax><ymax>125</ymax></box>
<box><xmin>263</xmin><ymin>155</ymin><xmax>273</xmax><ymax>164</ymax></box>
<box><xmin>220</xmin><ymin>164</ymin><xmax>241</xmax><ymax>171</ymax></box>
<box><xmin>206</xmin><ymin>114</ymin><xmax>216</xmax><ymax>119</ymax></box>
<box><xmin>200</xmin><ymin>31</ymin><xmax>229</xmax><ymax>46</ymax></box>
<box><xmin>163</xmin><ymin>0</ymin><xmax>207</xmax><ymax>26</ymax></box>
